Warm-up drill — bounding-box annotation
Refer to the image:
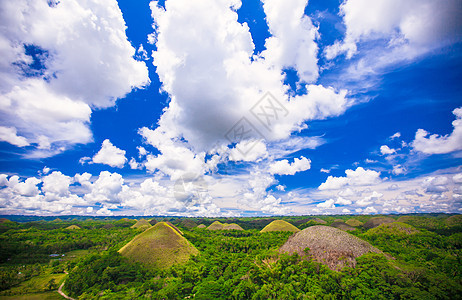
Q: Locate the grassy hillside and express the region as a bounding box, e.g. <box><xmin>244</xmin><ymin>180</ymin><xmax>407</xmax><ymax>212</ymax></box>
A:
<box><xmin>261</xmin><ymin>220</ymin><xmax>300</xmax><ymax>232</ymax></box>
<box><xmin>119</xmin><ymin>222</ymin><xmax>198</xmax><ymax>269</ymax></box>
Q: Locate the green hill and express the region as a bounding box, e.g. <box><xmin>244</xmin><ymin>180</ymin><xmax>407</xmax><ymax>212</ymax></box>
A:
<box><xmin>365</xmin><ymin>222</ymin><xmax>420</xmax><ymax>237</ymax></box>
<box><xmin>445</xmin><ymin>215</ymin><xmax>462</xmax><ymax>226</ymax></box>
<box><xmin>119</xmin><ymin>222</ymin><xmax>199</xmax><ymax>269</ymax></box>
<box><xmin>179</xmin><ymin>219</ymin><xmax>197</xmax><ymax>229</ymax></box>
<box><xmin>330</xmin><ymin>221</ymin><xmax>355</xmax><ymax>231</ymax></box>
<box><xmin>130</xmin><ymin>219</ymin><xmax>152</xmax><ymax>229</ymax></box>
<box><xmin>363</xmin><ymin>217</ymin><xmax>396</xmax><ymax>229</ymax></box>
<box><xmin>345</xmin><ymin>219</ymin><xmax>363</xmax><ymax>227</ymax></box>
<box><xmin>260</xmin><ymin>220</ymin><xmax>300</xmax><ymax>233</ymax></box>
<box><xmin>65</xmin><ymin>225</ymin><xmax>81</xmax><ymax>230</ymax></box>
<box><xmin>207</xmin><ymin>221</ymin><xmax>244</xmax><ymax>231</ymax></box>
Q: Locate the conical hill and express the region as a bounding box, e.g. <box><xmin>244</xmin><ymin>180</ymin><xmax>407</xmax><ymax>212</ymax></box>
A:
<box><xmin>280</xmin><ymin>225</ymin><xmax>382</xmax><ymax>270</ymax></box>
<box><xmin>260</xmin><ymin>220</ymin><xmax>300</xmax><ymax>233</ymax></box>
<box><xmin>119</xmin><ymin>222</ymin><xmax>198</xmax><ymax>269</ymax></box>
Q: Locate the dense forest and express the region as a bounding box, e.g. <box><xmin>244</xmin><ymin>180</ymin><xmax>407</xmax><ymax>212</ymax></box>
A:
<box><xmin>0</xmin><ymin>214</ymin><xmax>460</xmax><ymax>299</ymax></box>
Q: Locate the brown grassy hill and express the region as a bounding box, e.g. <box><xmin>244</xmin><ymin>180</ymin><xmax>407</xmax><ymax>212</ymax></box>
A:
<box><xmin>330</xmin><ymin>222</ymin><xmax>355</xmax><ymax>231</ymax></box>
<box><xmin>445</xmin><ymin>215</ymin><xmax>462</xmax><ymax>226</ymax></box>
<box><xmin>0</xmin><ymin>218</ymin><xmax>12</xmax><ymax>223</ymax></box>
<box><xmin>65</xmin><ymin>225</ymin><xmax>81</xmax><ymax>230</ymax></box>
<box><xmin>207</xmin><ymin>221</ymin><xmax>224</xmax><ymax>230</ymax></box>
<box><xmin>345</xmin><ymin>219</ymin><xmax>363</xmax><ymax>227</ymax></box>
<box><xmin>131</xmin><ymin>219</ymin><xmax>152</xmax><ymax>229</ymax></box>
<box><xmin>179</xmin><ymin>219</ymin><xmax>197</xmax><ymax>229</ymax></box>
<box><xmin>119</xmin><ymin>222</ymin><xmax>199</xmax><ymax>269</ymax></box>
<box><xmin>197</xmin><ymin>224</ymin><xmax>206</xmax><ymax>229</ymax></box>
<box><xmin>223</xmin><ymin>223</ymin><xmax>244</xmax><ymax>230</ymax></box>
<box><xmin>280</xmin><ymin>225</ymin><xmax>381</xmax><ymax>270</ymax></box>
<box><xmin>363</xmin><ymin>217</ymin><xmax>395</xmax><ymax>229</ymax></box>
<box><xmin>312</xmin><ymin>218</ymin><xmax>327</xmax><ymax>224</ymax></box>
<box><xmin>207</xmin><ymin>221</ymin><xmax>244</xmax><ymax>231</ymax></box>
<box><xmin>365</xmin><ymin>222</ymin><xmax>419</xmax><ymax>237</ymax></box>
<box><xmin>165</xmin><ymin>221</ymin><xmax>183</xmax><ymax>235</ymax></box>
<box><xmin>333</xmin><ymin>219</ymin><xmax>344</xmax><ymax>223</ymax></box>
<box><xmin>261</xmin><ymin>220</ymin><xmax>300</xmax><ymax>233</ymax></box>
<box><xmin>149</xmin><ymin>219</ymin><xmax>158</xmax><ymax>226</ymax></box>
<box><xmin>102</xmin><ymin>224</ymin><xmax>115</xmax><ymax>229</ymax></box>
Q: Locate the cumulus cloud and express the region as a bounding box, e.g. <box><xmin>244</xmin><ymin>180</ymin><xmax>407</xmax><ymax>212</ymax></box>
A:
<box><xmin>148</xmin><ymin>0</ymin><xmax>348</xmax><ymax>155</ymax></box>
<box><xmin>319</xmin><ymin>167</ymin><xmax>381</xmax><ymax>190</ymax></box>
<box><xmin>261</xmin><ymin>0</ymin><xmax>319</xmax><ymax>83</ymax></box>
<box><xmin>392</xmin><ymin>164</ymin><xmax>407</xmax><ymax>175</ymax></box>
<box><xmin>317</xmin><ymin>199</ymin><xmax>336</xmax><ymax>209</ymax></box>
<box><xmin>0</xmin><ymin>126</ymin><xmax>29</xmax><ymax>147</ymax></box>
<box><xmin>380</xmin><ymin>145</ymin><xmax>397</xmax><ymax>155</ymax></box>
<box><xmin>0</xmin><ymin>0</ymin><xmax>149</xmax><ymax>156</ymax></box>
<box><xmin>91</xmin><ymin>139</ymin><xmax>127</xmax><ymax>168</ymax></box>
<box><xmin>325</xmin><ymin>0</ymin><xmax>462</xmax><ymax>60</ymax></box>
<box><xmin>412</xmin><ymin>107</ymin><xmax>462</xmax><ymax>154</ymax></box>
<box><xmin>269</xmin><ymin>156</ymin><xmax>311</xmax><ymax>175</ymax></box>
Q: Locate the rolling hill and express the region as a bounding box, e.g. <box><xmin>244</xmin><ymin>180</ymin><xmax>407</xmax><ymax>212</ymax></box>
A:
<box><xmin>260</xmin><ymin>220</ymin><xmax>300</xmax><ymax>232</ymax></box>
<box><xmin>119</xmin><ymin>222</ymin><xmax>199</xmax><ymax>269</ymax></box>
<box><xmin>280</xmin><ymin>225</ymin><xmax>382</xmax><ymax>270</ymax></box>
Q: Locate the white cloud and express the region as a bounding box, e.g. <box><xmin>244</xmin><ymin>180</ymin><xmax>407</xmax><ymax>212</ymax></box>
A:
<box><xmin>412</xmin><ymin>107</ymin><xmax>462</xmax><ymax>154</ymax></box>
<box><xmin>0</xmin><ymin>0</ymin><xmax>149</xmax><ymax>155</ymax></box>
<box><xmin>357</xmin><ymin>191</ymin><xmax>383</xmax><ymax>207</ymax></box>
<box><xmin>276</xmin><ymin>185</ymin><xmax>285</xmax><ymax>191</ymax></box>
<box><xmin>261</xmin><ymin>0</ymin><xmax>319</xmax><ymax>83</ymax></box>
<box><xmin>390</xmin><ymin>132</ymin><xmax>401</xmax><ymax>139</ymax></box>
<box><xmin>392</xmin><ymin>164</ymin><xmax>407</xmax><ymax>175</ymax></box>
<box><xmin>148</xmin><ymin>0</ymin><xmax>348</xmax><ymax>156</ymax></box>
<box><xmin>229</xmin><ymin>140</ymin><xmax>268</xmax><ymax>162</ymax></box>
<box><xmin>42</xmin><ymin>171</ymin><xmax>72</xmax><ymax>197</ymax></box>
<box><xmin>319</xmin><ymin>167</ymin><xmax>381</xmax><ymax>190</ymax></box>
<box><xmin>91</xmin><ymin>139</ymin><xmax>127</xmax><ymax>168</ymax></box>
<box><xmin>0</xmin><ymin>126</ymin><xmax>29</xmax><ymax>147</ymax></box>
<box><xmin>84</xmin><ymin>171</ymin><xmax>124</xmax><ymax>204</ymax></box>
<box><xmin>453</xmin><ymin>173</ymin><xmax>462</xmax><ymax>183</ymax></box>
<box><xmin>317</xmin><ymin>199</ymin><xmax>335</xmax><ymax>209</ymax></box>
<box><xmin>269</xmin><ymin>156</ymin><xmax>311</xmax><ymax>175</ymax></box>
<box><xmin>320</xmin><ymin>168</ymin><xmax>330</xmax><ymax>173</ymax></box>
<box><xmin>325</xmin><ymin>0</ymin><xmax>462</xmax><ymax>60</ymax></box>
<box><xmin>129</xmin><ymin>158</ymin><xmax>142</xmax><ymax>170</ymax></box>
<box><xmin>335</xmin><ymin>197</ymin><xmax>352</xmax><ymax>205</ymax></box>
<box><xmin>364</xmin><ymin>206</ymin><xmax>378</xmax><ymax>214</ymax></box>
<box><xmin>380</xmin><ymin>145</ymin><xmax>397</xmax><ymax>155</ymax></box>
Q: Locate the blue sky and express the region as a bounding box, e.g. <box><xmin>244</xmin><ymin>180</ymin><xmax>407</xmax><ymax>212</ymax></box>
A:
<box><xmin>0</xmin><ymin>0</ymin><xmax>461</xmax><ymax>216</ymax></box>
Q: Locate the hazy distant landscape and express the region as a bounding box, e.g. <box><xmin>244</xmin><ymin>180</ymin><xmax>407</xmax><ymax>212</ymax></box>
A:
<box><xmin>0</xmin><ymin>214</ymin><xmax>461</xmax><ymax>299</ymax></box>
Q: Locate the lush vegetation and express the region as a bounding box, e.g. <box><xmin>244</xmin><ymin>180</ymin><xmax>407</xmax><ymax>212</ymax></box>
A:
<box><xmin>0</xmin><ymin>214</ymin><xmax>460</xmax><ymax>299</ymax></box>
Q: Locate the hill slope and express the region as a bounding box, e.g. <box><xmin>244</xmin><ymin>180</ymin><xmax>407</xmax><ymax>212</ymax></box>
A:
<box><xmin>65</xmin><ymin>225</ymin><xmax>81</xmax><ymax>230</ymax></box>
<box><xmin>119</xmin><ymin>222</ymin><xmax>198</xmax><ymax>269</ymax></box>
<box><xmin>261</xmin><ymin>220</ymin><xmax>300</xmax><ymax>233</ymax></box>
<box><xmin>363</xmin><ymin>217</ymin><xmax>395</xmax><ymax>229</ymax></box>
<box><xmin>280</xmin><ymin>225</ymin><xmax>381</xmax><ymax>270</ymax></box>
<box><xmin>365</xmin><ymin>222</ymin><xmax>420</xmax><ymax>237</ymax></box>
<box><xmin>330</xmin><ymin>222</ymin><xmax>355</xmax><ymax>231</ymax></box>
<box><xmin>206</xmin><ymin>221</ymin><xmax>244</xmax><ymax>231</ymax></box>
<box><xmin>345</xmin><ymin>219</ymin><xmax>363</xmax><ymax>227</ymax></box>
<box><xmin>130</xmin><ymin>219</ymin><xmax>152</xmax><ymax>229</ymax></box>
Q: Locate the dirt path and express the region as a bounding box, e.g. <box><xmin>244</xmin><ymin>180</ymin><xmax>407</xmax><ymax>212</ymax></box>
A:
<box><xmin>57</xmin><ymin>271</ymin><xmax>76</xmax><ymax>300</ymax></box>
